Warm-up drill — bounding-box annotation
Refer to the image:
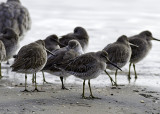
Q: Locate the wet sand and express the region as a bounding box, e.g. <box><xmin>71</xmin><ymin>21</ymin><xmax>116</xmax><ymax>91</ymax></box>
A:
<box><xmin>0</xmin><ymin>81</ymin><xmax>160</xmax><ymax>114</ymax></box>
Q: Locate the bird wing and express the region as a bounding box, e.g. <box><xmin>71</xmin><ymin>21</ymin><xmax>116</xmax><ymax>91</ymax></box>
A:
<box><xmin>11</xmin><ymin>44</ymin><xmax>45</xmax><ymax>71</ymax></box>
<box><xmin>43</xmin><ymin>48</ymin><xmax>80</xmax><ymax>72</ymax></box>
<box><xmin>59</xmin><ymin>33</ymin><xmax>77</xmax><ymax>47</ymax></box>
<box><xmin>0</xmin><ymin>2</ymin><xmax>31</xmax><ymax>36</ymax></box>
<box><xmin>56</xmin><ymin>53</ymin><xmax>98</xmax><ymax>75</ymax></box>
<box><xmin>129</xmin><ymin>38</ymin><xmax>147</xmax><ymax>59</ymax></box>
<box><xmin>104</xmin><ymin>43</ymin><xmax>129</xmax><ymax>63</ymax></box>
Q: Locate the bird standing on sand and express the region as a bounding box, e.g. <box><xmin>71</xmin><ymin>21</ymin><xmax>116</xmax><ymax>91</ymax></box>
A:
<box><xmin>0</xmin><ymin>28</ymin><xmax>19</xmax><ymax>64</ymax></box>
<box><xmin>43</xmin><ymin>40</ymin><xmax>83</xmax><ymax>89</ymax></box>
<box><xmin>11</xmin><ymin>40</ymin><xmax>52</xmax><ymax>92</ymax></box>
<box><xmin>41</xmin><ymin>34</ymin><xmax>64</xmax><ymax>83</ymax></box>
<box><xmin>59</xmin><ymin>26</ymin><xmax>89</xmax><ymax>52</ymax></box>
<box><xmin>128</xmin><ymin>31</ymin><xmax>160</xmax><ymax>80</ymax></box>
<box><xmin>0</xmin><ymin>0</ymin><xmax>31</xmax><ymax>40</ymax></box>
<box><xmin>56</xmin><ymin>50</ymin><xmax>121</xmax><ymax>99</ymax></box>
<box><xmin>103</xmin><ymin>35</ymin><xmax>137</xmax><ymax>86</ymax></box>
<box><xmin>0</xmin><ymin>41</ymin><xmax>6</xmax><ymax>78</ymax></box>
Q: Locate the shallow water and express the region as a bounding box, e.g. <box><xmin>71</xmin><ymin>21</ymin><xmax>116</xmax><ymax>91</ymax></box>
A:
<box><xmin>1</xmin><ymin>0</ymin><xmax>160</xmax><ymax>90</ymax></box>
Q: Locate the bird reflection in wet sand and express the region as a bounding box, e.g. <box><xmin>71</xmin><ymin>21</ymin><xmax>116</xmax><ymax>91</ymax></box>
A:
<box><xmin>128</xmin><ymin>31</ymin><xmax>160</xmax><ymax>81</ymax></box>
<box><xmin>103</xmin><ymin>35</ymin><xmax>138</xmax><ymax>86</ymax></box>
<box><xmin>11</xmin><ymin>40</ymin><xmax>53</xmax><ymax>92</ymax></box>
<box><xmin>55</xmin><ymin>50</ymin><xmax>121</xmax><ymax>99</ymax></box>
<box><xmin>43</xmin><ymin>40</ymin><xmax>83</xmax><ymax>90</ymax></box>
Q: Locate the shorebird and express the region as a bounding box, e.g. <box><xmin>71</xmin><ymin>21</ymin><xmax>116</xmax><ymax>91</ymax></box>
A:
<box><xmin>0</xmin><ymin>28</ymin><xmax>19</xmax><ymax>64</ymax></box>
<box><xmin>128</xmin><ymin>31</ymin><xmax>160</xmax><ymax>80</ymax></box>
<box><xmin>103</xmin><ymin>35</ymin><xmax>137</xmax><ymax>86</ymax></box>
<box><xmin>11</xmin><ymin>40</ymin><xmax>53</xmax><ymax>92</ymax></box>
<box><xmin>43</xmin><ymin>40</ymin><xmax>83</xmax><ymax>89</ymax></box>
<box><xmin>0</xmin><ymin>41</ymin><xmax>6</xmax><ymax>78</ymax></box>
<box><xmin>0</xmin><ymin>0</ymin><xmax>31</xmax><ymax>40</ymax></box>
<box><xmin>55</xmin><ymin>50</ymin><xmax>121</xmax><ymax>99</ymax></box>
<box><xmin>59</xmin><ymin>26</ymin><xmax>89</xmax><ymax>52</ymax></box>
<box><xmin>41</xmin><ymin>34</ymin><xmax>64</xmax><ymax>83</ymax></box>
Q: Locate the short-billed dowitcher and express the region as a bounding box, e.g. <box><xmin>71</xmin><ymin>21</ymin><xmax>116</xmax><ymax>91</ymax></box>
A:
<box><xmin>11</xmin><ymin>40</ymin><xmax>53</xmax><ymax>92</ymax></box>
<box><xmin>103</xmin><ymin>35</ymin><xmax>137</xmax><ymax>86</ymax></box>
<box><xmin>128</xmin><ymin>31</ymin><xmax>160</xmax><ymax>80</ymax></box>
<box><xmin>0</xmin><ymin>28</ymin><xmax>19</xmax><ymax>64</ymax></box>
<box><xmin>59</xmin><ymin>26</ymin><xmax>89</xmax><ymax>52</ymax></box>
<box><xmin>41</xmin><ymin>34</ymin><xmax>63</xmax><ymax>83</ymax></box>
<box><xmin>55</xmin><ymin>50</ymin><xmax>121</xmax><ymax>99</ymax></box>
<box><xmin>43</xmin><ymin>40</ymin><xmax>83</xmax><ymax>89</ymax></box>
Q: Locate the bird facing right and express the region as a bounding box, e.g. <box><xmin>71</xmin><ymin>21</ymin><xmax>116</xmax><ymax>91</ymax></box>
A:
<box><xmin>55</xmin><ymin>50</ymin><xmax>121</xmax><ymax>99</ymax></box>
<box><xmin>103</xmin><ymin>35</ymin><xmax>137</xmax><ymax>86</ymax></box>
<box><xmin>128</xmin><ymin>31</ymin><xmax>160</xmax><ymax>80</ymax></box>
<box><xmin>41</xmin><ymin>34</ymin><xmax>63</xmax><ymax>83</ymax></box>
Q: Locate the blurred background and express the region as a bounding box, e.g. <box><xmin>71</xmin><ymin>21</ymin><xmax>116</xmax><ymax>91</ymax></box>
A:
<box><xmin>1</xmin><ymin>0</ymin><xmax>160</xmax><ymax>89</ymax></box>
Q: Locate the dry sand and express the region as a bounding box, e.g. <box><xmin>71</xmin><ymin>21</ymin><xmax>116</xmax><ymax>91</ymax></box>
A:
<box><xmin>0</xmin><ymin>80</ymin><xmax>160</xmax><ymax>114</ymax></box>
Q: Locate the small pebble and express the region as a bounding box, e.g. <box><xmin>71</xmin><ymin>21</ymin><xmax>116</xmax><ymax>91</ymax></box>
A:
<box><xmin>140</xmin><ymin>100</ymin><xmax>144</xmax><ymax>103</ymax></box>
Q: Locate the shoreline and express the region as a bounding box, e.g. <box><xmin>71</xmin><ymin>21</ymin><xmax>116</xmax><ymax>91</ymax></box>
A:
<box><xmin>0</xmin><ymin>82</ymin><xmax>159</xmax><ymax>114</ymax></box>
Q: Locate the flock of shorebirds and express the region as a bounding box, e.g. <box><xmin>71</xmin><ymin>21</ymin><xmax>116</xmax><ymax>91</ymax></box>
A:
<box><xmin>0</xmin><ymin>0</ymin><xmax>160</xmax><ymax>99</ymax></box>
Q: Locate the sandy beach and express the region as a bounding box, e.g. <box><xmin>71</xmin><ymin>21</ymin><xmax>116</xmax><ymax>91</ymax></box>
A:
<box><xmin>0</xmin><ymin>79</ymin><xmax>160</xmax><ymax>114</ymax></box>
<box><xmin>0</xmin><ymin>0</ymin><xmax>160</xmax><ymax>114</ymax></box>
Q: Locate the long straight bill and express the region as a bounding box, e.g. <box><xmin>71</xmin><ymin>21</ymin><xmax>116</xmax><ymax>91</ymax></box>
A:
<box><xmin>152</xmin><ymin>37</ymin><xmax>160</xmax><ymax>41</ymax></box>
<box><xmin>129</xmin><ymin>43</ymin><xmax>139</xmax><ymax>47</ymax></box>
<box><xmin>45</xmin><ymin>49</ymin><xmax>55</xmax><ymax>56</ymax></box>
<box><xmin>106</xmin><ymin>58</ymin><xmax>122</xmax><ymax>71</ymax></box>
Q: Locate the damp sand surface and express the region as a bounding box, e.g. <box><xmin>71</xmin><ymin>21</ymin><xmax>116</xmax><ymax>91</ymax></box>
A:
<box><xmin>0</xmin><ymin>81</ymin><xmax>160</xmax><ymax>114</ymax></box>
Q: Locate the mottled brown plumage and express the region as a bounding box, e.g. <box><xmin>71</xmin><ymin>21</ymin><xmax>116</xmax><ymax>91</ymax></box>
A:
<box><xmin>0</xmin><ymin>28</ymin><xmax>19</xmax><ymax>61</ymax></box>
<box><xmin>43</xmin><ymin>40</ymin><xmax>83</xmax><ymax>89</ymax></box>
<box><xmin>59</xmin><ymin>26</ymin><xmax>89</xmax><ymax>52</ymax></box>
<box><xmin>103</xmin><ymin>35</ymin><xmax>132</xmax><ymax>86</ymax></box>
<box><xmin>41</xmin><ymin>34</ymin><xmax>66</xmax><ymax>83</ymax></box>
<box><xmin>0</xmin><ymin>0</ymin><xmax>31</xmax><ymax>40</ymax></box>
<box><xmin>0</xmin><ymin>40</ymin><xmax>6</xmax><ymax>77</ymax></box>
<box><xmin>11</xmin><ymin>40</ymin><xmax>47</xmax><ymax>91</ymax></box>
<box><xmin>56</xmin><ymin>50</ymin><xmax>121</xmax><ymax>98</ymax></box>
<box><xmin>128</xmin><ymin>31</ymin><xmax>160</xmax><ymax>79</ymax></box>
<box><xmin>44</xmin><ymin>34</ymin><xmax>60</xmax><ymax>55</ymax></box>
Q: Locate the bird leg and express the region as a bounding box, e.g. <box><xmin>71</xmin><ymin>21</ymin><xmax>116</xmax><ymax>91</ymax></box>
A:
<box><xmin>32</xmin><ymin>74</ymin><xmax>35</xmax><ymax>83</ymax></box>
<box><xmin>0</xmin><ymin>63</ymin><xmax>2</xmax><ymax>79</ymax></box>
<box><xmin>32</xmin><ymin>73</ymin><xmax>44</xmax><ymax>92</ymax></box>
<box><xmin>128</xmin><ymin>63</ymin><xmax>132</xmax><ymax>82</ymax></box>
<box><xmin>115</xmin><ymin>70</ymin><xmax>118</xmax><ymax>85</ymax></box>
<box><xmin>42</xmin><ymin>71</ymin><xmax>51</xmax><ymax>84</ymax></box>
<box><xmin>60</xmin><ymin>77</ymin><xmax>68</xmax><ymax>90</ymax></box>
<box><xmin>21</xmin><ymin>74</ymin><xmax>30</xmax><ymax>92</ymax></box>
<box><xmin>81</xmin><ymin>80</ymin><xmax>86</xmax><ymax>99</ymax></box>
<box><xmin>6</xmin><ymin>60</ymin><xmax>9</xmax><ymax>65</ymax></box>
<box><xmin>104</xmin><ymin>70</ymin><xmax>117</xmax><ymax>86</ymax></box>
<box><xmin>88</xmin><ymin>80</ymin><xmax>101</xmax><ymax>99</ymax></box>
<box><xmin>133</xmin><ymin>63</ymin><xmax>138</xmax><ymax>79</ymax></box>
